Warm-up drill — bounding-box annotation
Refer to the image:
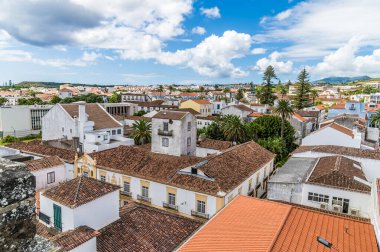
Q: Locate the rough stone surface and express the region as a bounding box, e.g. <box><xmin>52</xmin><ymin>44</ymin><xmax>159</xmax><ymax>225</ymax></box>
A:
<box><xmin>0</xmin><ymin>158</ymin><xmax>57</xmax><ymax>251</ymax></box>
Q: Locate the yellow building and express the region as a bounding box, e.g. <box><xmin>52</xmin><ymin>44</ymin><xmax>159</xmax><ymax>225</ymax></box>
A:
<box><xmin>179</xmin><ymin>100</ymin><xmax>213</xmax><ymax>117</ymax></box>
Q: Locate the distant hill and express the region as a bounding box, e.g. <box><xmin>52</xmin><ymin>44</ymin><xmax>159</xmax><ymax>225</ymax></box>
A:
<box><xmin>13</xmin><ymin>81</ymin><xmax>106</xmax><ymax>88</ymax></box>
<box><xmin>312</xmin><ymin>76</ymin><xmax>371</xmax><ymax>84</ymax></box>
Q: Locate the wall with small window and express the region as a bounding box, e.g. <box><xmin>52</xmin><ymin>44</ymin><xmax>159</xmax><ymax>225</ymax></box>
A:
<box><xmin>31</xmin><ymin>165</ymin><xmax>66</xmax><ymax>191</ymax></box>
<box><xmin>301</xmin><ymin>183</ymin><xmax>371</xmax><ymax>218</ymax></box>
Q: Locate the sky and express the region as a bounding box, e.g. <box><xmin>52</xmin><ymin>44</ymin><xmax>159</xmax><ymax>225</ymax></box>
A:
<box><xmin>0</xmin><ymin>0</ymin><xmax>380</xmax><ymax>85</ymax></box>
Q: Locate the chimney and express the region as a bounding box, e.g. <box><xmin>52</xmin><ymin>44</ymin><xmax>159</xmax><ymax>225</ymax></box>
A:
<box><xmin>78</xmin><ymin>101</ymin><xmax>86</xmax><ymax>123</ymax></box>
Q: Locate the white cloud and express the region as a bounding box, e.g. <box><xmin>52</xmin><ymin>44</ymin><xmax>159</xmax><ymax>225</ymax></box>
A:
<box><xmin>158</xmin><ymin>30</ymin><xmax>252</xmax><ymax>78</ymax></box>
<box><xmin>254</xmin><ymin>0</ymin><xmax>380</xmax><ymax>59</ymax></box>
<box><xmin>275</xmin><ymin>9</ymin><xmax>292</xmax><ymax>21</ymax></box>
<box><xmin>251</xmin><ymin>48</ymin><xmax>267</xmax><ymax>55</ymax></box>
<box><xmin>310</xmin><ymin>37</ymin><xmax>380</xmax><ymax>78</ymax></box>
<box><xmin>200</xmin><ymin>7</ymin><xmax>221</xmax><ymax>19</ymax></box>
<box><xmin>254</xmin><ymin>51</ymin><xmax>293</xmax><ymax>74</ymax></box>
<box><xmin>192</xmin><ymin>26</ymin><xmax>206</xmax><ymax>35</ymax></box>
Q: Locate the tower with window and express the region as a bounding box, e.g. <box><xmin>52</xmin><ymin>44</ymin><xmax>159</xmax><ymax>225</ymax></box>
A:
<box><xmin>151</xmin><ymin>111</ymin><xmax>196</xmax><ymax>156</ymax></box>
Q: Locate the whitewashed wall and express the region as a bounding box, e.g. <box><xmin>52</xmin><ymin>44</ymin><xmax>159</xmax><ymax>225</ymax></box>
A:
<box><xmin>40</xmin><ymin>195</ymin><xmax>75</xmax><ymax>232</ymax></box>
<box><xmin>32</xmin><ymin>165</ymin><xmax>66</xmax><ymax>191</ymax></box>
<box><xmin>302</xmin><ymin>127</ymin><xmax>361</xmax><ymax>148</ymax></box>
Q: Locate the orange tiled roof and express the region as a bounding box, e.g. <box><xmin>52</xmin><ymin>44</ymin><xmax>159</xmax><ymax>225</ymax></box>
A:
<box><xmin>192</xmin><ymin>99</ymin><xmax>211</xmax><ymax>104</ymax></box>
<box><xmin>292</xmin><ymin>113</ymin><xmax>308</xmax><ymax>122</ymax></box>
<box><xmin>180</xmin><ymin>196</ymin><xmax>378</xmax><ymax>252</ymax></box>
<box><xmin>330</xmin><ymin>103</ymin><xmax>345</xmax><ymax>109</ymax></box>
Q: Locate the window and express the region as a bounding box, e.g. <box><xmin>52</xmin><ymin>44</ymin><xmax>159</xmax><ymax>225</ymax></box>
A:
<box><xmin>163</xmin><ymin>122</ymin><xmax>169</xmax><ymax>131</ymax></box>
<box><xmin>168</xmin><ymin>193</ymin><xmax>176</xmax><ymax>205</ymax></box>
<box><xmin>104</xmin><ymin>135</ymin><xmax>108</xmax><ymax>141</ymax></box>
<box><xmin>162</xmin><ymin>137</ymin><xmax>169</xmax><ymax>147</ymax></box>
<box><xmin>70</xmin><ymin>129</ymin><xmax>72</xmax><ymax>133</ymax></box>
<box><xmin>187</xmin><ymin>137</ymin><xmax>191</xmax><ymax>146</ymax></box>
<box><xmin>112</xmin><ymin>130</ymin><xmax>116</xmax><ymax>135</ymax></box>
<box><xmin>47</xmin><ymin>172</ymin><xmax>55</xmax><ymax>184</ymax></box>
<box><xmin>248</xmin><ymin>179</ymin><xmax>252</xmax><ymax>191</ymax></box>
<box><xmin>83</xmin><ymin>172</ymin><xmax>88</xmax><ymax>177</ymax></box>
<box><xmin>332</xmin><ymin>197</ymin><xmax>349</xmax><ymax>206</ymax></box>
<box><xmin>217</xmin><ymin>104</ymin><xmax>220</xmax><ymax>109</ymax></box>
<box><xmin>90</xmin><ymin>171</ymin><xmax>93</xmax><ymax>177</ymax></box>
<box><xmin>123</xmin><ymin>181</ymin><xmax>130</xmax><ymax>192</ymax></box>
<box><xmin>117</xmin><ymin>129</ymin><xmax>122</xmax><ymax>134</ymax></box>
<box><xmin>100</xmin><ymin>175</ymin><xmax>106</xmax><ymax>182</ymax></box>
<box><xmin>187</xmin><ymin>121</ymin><xmax>191</xmax><ymax>131</ymax></box>
<box><xmin>197</xmin><ymin>200</ymin><xmax>206</xmax><ymax>213</ymax></box>
<box><xmin>308</xmin><ymin>192</ymin><xmax>329</xmax><ymax>203</ymax></box>
<box><xmin>142</xmin><ymin>186</ymin><xmax>149</xmax><ymax>197</ymax></box>
<box><xmin>62</xmin><ymin>127</ymin><xmax>64</xmax><ymax>132</ymax></box>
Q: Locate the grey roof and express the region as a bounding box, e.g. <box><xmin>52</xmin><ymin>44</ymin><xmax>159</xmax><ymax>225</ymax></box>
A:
<box><xmin>269</xmin><ymin>157</ymin><xmax>318</xmax><ymax>184</ymax></box>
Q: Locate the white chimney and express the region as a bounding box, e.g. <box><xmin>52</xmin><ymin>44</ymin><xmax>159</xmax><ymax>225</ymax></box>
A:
<box><xmin>77</xmin><ymin>101</ymin><xmax>86</xmax><ymax>143</ymax></box>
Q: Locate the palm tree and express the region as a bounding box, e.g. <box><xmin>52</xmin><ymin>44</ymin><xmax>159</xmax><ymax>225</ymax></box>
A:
<box><xmin>223</xmin><ymin>88</ymin><xmax>230</xmax><ymax>101</ymax></box>
<box><xmin>273</xmin><ymin>100</ymin><xmax>294</xmax><ymax>139</ymax></box>
<box><xmin>168</xmin><ymin>85</ymin><xmax>175</xmax><ymax>94</ymax></box>
<box><xmin>158</xmin><ymin>85</ymin><xmax>164</xmax><ymax>99</ymax></box>
<box><xmin>310</xmin><ymin>89</ymin><xmax>319</xmax><ymax>105</ymax></box>
<box><xmin>131</xmin><ymin>120</ymin><xmax>152</xmax><ymax>145</ymax></box>
<box><xmin>371</xmin><ymin>110</ymin><xmax>380</xmax><ymax>128</ymax></box>
<box><xmin>199</xmin><ymin>86</ymin><xmax>205</xmax><ymax>96</ymax></box>
<box><xmin>220</xmin><ymin>115</ymin><xmax>247</xmax><ymax>143</ymax></box>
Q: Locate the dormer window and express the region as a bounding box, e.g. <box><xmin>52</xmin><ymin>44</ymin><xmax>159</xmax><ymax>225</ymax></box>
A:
<box><xmin>163</xmin><ymin>122</ymin><xmax>169</xmax><ymax>131</ymax></box>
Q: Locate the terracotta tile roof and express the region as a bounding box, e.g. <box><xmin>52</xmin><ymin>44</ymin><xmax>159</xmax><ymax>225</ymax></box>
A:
<box><xmin>52</xmin><ymin>226</ymin><xmax>99</xmax><ymax>251</ymax></box>
<box><xmin>152</xmin><ymin>110</ymin><xmax>189</xmax><ymax>120</ymax></box>
<box><xmin>180</xmin><ymin>196</ymin><xmax>292</xmax><ymax>252</ymax></box>
<box><xmin>60</xmin><ymin>103</ymin><xmax>121</xmax><ymax>130</ymax></box>
<box><xmin>197</xmin><ymin>138</ymin><xmax>232</xmax><ymax>150</ymax></box>
<box><xmin>296</xmin><ymin>110</ymin><xmax>320</xmax><ymax>117</ymax></box>
<box><xmin>174</xmin><ymin>108</ymin><xmax>201</xmax><ymax>115</ymax></box>
<box><xmin>7</xmin><ymin>140</ymin><xmax>79</xmax><ymax>163</ymax></box>
<box><xmin>24</xmin><ymin>156</ymin><xmax>64</xmax><ymax>172</ymax></box>
<box><xmin>192</xmin><ymin>99</ymin><xmax>211</xmax><ymax>104</ymax></box>
<box><xmin>248</xmin><ymin>111</ymin><xmax>264</xmax><ymax>117</ymax></box>
<box><xmin>292</xmin><ymin>113</ymin><xmax>308</xmax><ymax>122</ymax></box>
<box><xmin>292</xmin><ymin>145</ymin><xmax>380</xmax><ymax>160</ymax></box>
<box><xmin>97</xmin><ymin>203</ymin><xmax>201</xmax><ymax>252</ymax></box>
<box><xmin>196</xmin><ymin>115</ymin><xmax>218</xmax><ymax>121</ymax></box>
<box><xmin>231</xmin><ymin>104</ymin><xmax>253</xmax><ymax>112</ymax></box>
<box><xmin>180</xmin><ymin>196</ymin><xmax>378</xmax><ymax>252</ymax></box>
<box><xmin>308</xmin><ymin>156</ymin><xmax>370</xmax><ymax>193</ymax></box>
<box><xmin>179</xmin><ymin>92</ymin><xmax>199</xmax><ymax>97</ymax></box>
<box><xmin>89</xmin><ymin>141</ymin><xmax>274</xmax><ymax>195</ymax></box>
<box><xmin>330</xmin><ymin>103</ymin><xmax>346</xmax><ymax>109</ymax></box>
<box><xmin>42</xmin><ymin>176</ymin><xmax>120</xmax><ymax>208</ymax></box>
<box><xmin>328</xmin><ymin>123</ymin><xmax>354</xmax><ymax>137</ymax></box>
<box><xmin>124</xmin><ymin>115</ymin><xmax>152</xmax><ymax>122</ymax></box>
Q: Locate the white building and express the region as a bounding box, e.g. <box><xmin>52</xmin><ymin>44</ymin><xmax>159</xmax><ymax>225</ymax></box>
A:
<box><xmin>196</xmin><ymin>116</ymin><xmax>217</xmax><ymax>129</ymax></box>
<box><xmin>212</xmin><ymin>100</ymin><xmax>226</xmax><ymax>114</ymax></box>
<box><xmin>42</xmin><ymin>102</ymin><xmax>133</xmax><ymax>152</ymax></box>
<box><xmin>151</xmin><ymin>111</ymin><xmax>197</xmax><ymax>156</ymax></box>
<box><xmin>25</xmin><ymin>156</ymin><xmax>66</xmax><ymax>191</ymax></box>
<box><xmin>302</xmin><ymin>123</ymin><xmax>362</xmax><ymax>148</ymax></box>
<box><xmin>0</xmin><ymin>105</ymin><xmax>52</xmax><ymax>138</ymax></box>
<box><xmin>221</xmin><ymin>104</ymin><xmax>253</xmax><ymax>120</ymax></box>
<box><xmin>268</xmin><ymin>156</ymin><xmax>371</xmax><ymax>218</ymax></box>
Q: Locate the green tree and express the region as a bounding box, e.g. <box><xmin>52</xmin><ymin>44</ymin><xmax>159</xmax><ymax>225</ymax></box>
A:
<box><xmin>273</xmin><ymin>100</ymin><xmax>294</xmax><ymax>139</ymax></box>
<box><xmin>205</xmin><ymin>122</ymin><xmax>224</xmax><ymax>140</ymax></box>
<box><xmin>133</xmin><ymin>110</ymin><xmax>147</xmax><ymax>116</ymax></box>
<box><xmin>50</xmin><ymin>95</ymin><xmax>61</xmax><ymax>104</ymax></box>
<box><xmin>158</xmin><ymin>85</ymin><xmax>164</xmax><ymax>98</ymax></box>
<box><xmin>0</xmin><ymin>97</ymin><xmax>8</xmax><ymax>105</ymax></box>
<box><xmin>214</xmin><ymin>84</ymin><xmax>219</xmax><ymax>91</ymax></box>
<box><xmin>109</xmin><ymin>92</ymin><xmax>121</xmax><ymax>103</ymax></box>
<box><xmin>223</xmin><ymin>88</ymin><xmax>230</xmax><ymax>101</ymax></box>
<box><xmin>18</xmin><ymin>97</ymin><xmax>44</xmax><ymax>105</ymax></box>
<box><xmin>220</xmin><ymin>115</ymin><xmax>247</xmax><ymax>143</ymax></box>
<box><xmin>370</xmin><ymin>110</ymin><xmax>380</xmax><ymax>127</ymax></box>
<box><xmin>236</xmin><ymin>88</ymin><xmax>244</xmax><ymax>101</ymax></box>
<box><xmin>259</xmin><ymin>65</ymin><xmax>277</xmax><ymax>105</ymax></box>
<box><xmin>199</xmin><ymin>86</ymin><xmax>205</xmax><ymax>96</ymax></box>
<box><xmin>293</xmin><ymin>68</ymin><xmax>311</xmax><ymax>109</ymax></box>
<box><xmin>257</xmin><ymin>137</ymin><xmax>287</xmax><ymax>162</ymax></box>
<box><xmin>131</xmin><ymin>120</ymin><xmax>152</xmax><ymax>145</ymax></box>
<box><xmin>310</xmin><ymin>89</ymin><xmax>319</xmax><ymax>105</ymax></box>
<box><xmin>169</xmin><ymin>85</ymin><xmax>175</xmax><ymax>94</ymax></box>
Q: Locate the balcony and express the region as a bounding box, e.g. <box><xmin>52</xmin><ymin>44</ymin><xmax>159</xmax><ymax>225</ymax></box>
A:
<box><xmin>158</xmin><ymin>129</ymin><xmax>173</xmax><ymax>136</ymax></box>
<box><xmin>163</xmin><ymin>202</ymin><xmax>179</xmax><ymax>211</ymax></box>
<box><xmin>137</xmin><ymin>194</ymin><xmax>151</xmax><ymax>203</ymax></box>
<box><xmin>191</xmin><ymin>210</ymin><xmax>209</xmax><ymax>219</ymax></box>
<box><xmin>120</xmin><ymin>190</ymin><xmax>132</xmax><ymax>197</ymax></box>
<box><xmin>39</xmin><ymin>212</ymin><xmax>50</xmax><ymax>225</ymax></box>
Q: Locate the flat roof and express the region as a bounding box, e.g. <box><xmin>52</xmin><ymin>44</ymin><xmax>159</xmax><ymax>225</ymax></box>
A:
<box><xmin>269</xmin><ymin>157</ymin><xmax>318</xmax><ymax>183</ymax></box>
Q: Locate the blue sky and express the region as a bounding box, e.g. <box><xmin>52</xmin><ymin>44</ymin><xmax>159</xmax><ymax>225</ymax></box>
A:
<box><xmin>0</xmin><ymin>0</ymin><xmax>379</xmax><ymax>85</ymax></box>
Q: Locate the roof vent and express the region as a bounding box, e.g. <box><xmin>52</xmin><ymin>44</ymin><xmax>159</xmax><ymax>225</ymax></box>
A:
<box><xmin>191</xmin><ymin>167</ymin><xmax>197</xmax><ymax>175</ymax></box>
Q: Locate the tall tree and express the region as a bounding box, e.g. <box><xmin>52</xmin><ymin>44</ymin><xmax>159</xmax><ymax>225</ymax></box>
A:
<box><xmin>220</xmin><ymin>115</ymin><xmax>247</xmax><ymax>143</ymax></box>
<box><xmin>158</xmin><ymin>85</ymin><xmax>164</xmax><ymax>98</ymax></box>
<box><xmin>259</xmin><ymin>65</ymin><xmax>277</xmax><ymax>105</ymax></box>
<box><xmin>168</xmin><ymin>85</ymin><xmax>175</xmax><ymax>94</ymax></box>
<box><xmin>293</xmin><ymin>68</ymin><xmax>311</xmax><ymax>109</ymax></box>
<box><xmin>310</xmin><ymin>89</ymin><xmax>319</xmax><ymax>105</ymax></box>
<box><xmin>370</xmin><ymin>110</ymin><xmax>380</xmax><ymax>127</ymax></box>
<box><xmin>199</xmin><ymin>86</ymin><xmax>205</xmax><ymax>96</ymax></box>
<box><xmin>131</xmin><ymin>120</ymin><xmax>152</xmax><ymax>145</ymax></box>
<box><xmin>109</xmin><ymin>92</ymin><xmax>121</xmax><ymax>103</ymax></box>
<box><xmin>236</xmin><ymin>88</ymin><xmax>244</xmax><ymax>101</ymax></box>
<box><xmin>273</xmin><ymin>100</ymin><xmax>294</xmax><ymax>139</ymax></box>
<box><xmin>223</xmin><ymin>87</ymin><xmax>230</xmax><ymax>101</ymax></box>
<box><xmin>0</xmin><ymin>97</ymin><xmax>8</xmax><ymax>105</ymax></box>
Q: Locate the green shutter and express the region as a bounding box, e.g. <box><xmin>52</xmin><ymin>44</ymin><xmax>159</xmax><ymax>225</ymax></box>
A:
<box><xmin>53</xmin><ymin>204</ymin><xmax>62</xmax><ymax>231</ymax></box>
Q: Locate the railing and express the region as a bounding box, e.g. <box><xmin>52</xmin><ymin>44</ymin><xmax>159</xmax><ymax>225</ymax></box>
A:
<box><xmin>158</xmin><ymin>129</ymin><xmax>173</xmax><ymax>136</ymax></box>
<box><xmin>39</xmin><ymin>212</ymin><xmax>50</xmax><ymax>225</ymax></box>
<box><xmin>120</xmin><ymin>190</ymin><xmax>132</xmax><ymax>197</ymax></box>
<box><xmin>191</xmin><ymin>210</ymin><xmax>209</xmax><ymax>219</ymax></box>
<box><xmin>349</xmin><ymin>107</ymin><xmax>356</xmax><ymax>110</ymax></box>
<box><xmin>163</xmin><ymin>202</ymin><xmax>179</xmax><ymax>211</ymax></box>
<box><xmin>137</xmin><ymin>194</ymin><xmax>151</xmax><ymax>203</ymax></box>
